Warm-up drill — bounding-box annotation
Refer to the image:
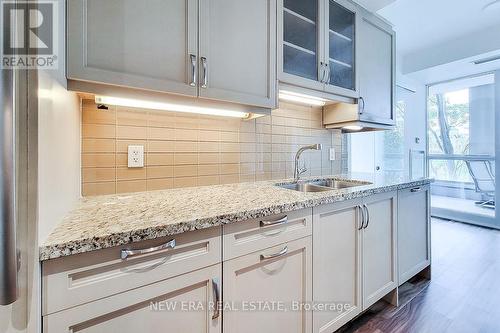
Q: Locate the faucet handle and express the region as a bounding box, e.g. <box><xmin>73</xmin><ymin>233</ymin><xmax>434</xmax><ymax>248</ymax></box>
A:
<box><xmin>298</xmin><ymin>166</ymin><xmax>307</xmax><ymax>176</ymax></box>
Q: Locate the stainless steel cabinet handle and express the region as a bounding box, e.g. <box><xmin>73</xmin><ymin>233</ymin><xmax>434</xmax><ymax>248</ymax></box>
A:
<box><xmin>358</xmin><ymin>205</ymin><xmax>365</xmax><ymax>230</ymax></box>
<box><xmin>211</xmin><ymin>278</ymin><xmax>220</xmax><ymax>320</ymax></box>
<box><xmin>120</xmin><ymin>239</ymin><xmax>176</xmax><ymax>260</ymax></box>
<box><xmin>201</xmin><ymin>57</ymin><xmax>208</xmax><ymax>88</ymax></box>
<box><xmin>363</xmin><ymin>204</ymin><xmax>370</xmax><ymax>229</ymax></box>
<box><xmin>189</xmin><ymin>54</ymin><xmax>197</xmax><ymax>86</ymax></box>
<box><xmin>320</xmin><ymin>62</ymin><xmax>327</xmax><ymax>83</ymax></box>
<box><xmin>260</xmin><ymin>215</ymin><xmax>288</xmax><ymax>227</ymax></box>
<box><xmin>260</xmin><ymin>246</ymin><xmax>288</xmax><ymax>260</ymax></box>
<box><xmin>410</xmin><ymin>187</ymin><xmax>423</xmax><ymax>192</ymax></box>
<box><xmin>325</xmin><ymin>63</ymin><xmax>330</xmax><ymax>84</ymax></box>
<box><xmin>359</xmin><ymin>97</ymin><xmax>365</xmax><ymax>114</ymax></box>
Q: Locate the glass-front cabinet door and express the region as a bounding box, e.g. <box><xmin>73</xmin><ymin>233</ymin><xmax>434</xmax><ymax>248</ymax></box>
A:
<box><xmin>325</xmin><ymin>0</ymin><xmax>357</xmax><ymax>97</ymax></box>
<box><xmin>279</xmin><ymin>0</ymin><xmax>359</xmax><ymax>97</ymax></box>
<box><xmin>281</xmin><ymin>0</ymin><xmax>324</xmax><ymax>91</ymax></box>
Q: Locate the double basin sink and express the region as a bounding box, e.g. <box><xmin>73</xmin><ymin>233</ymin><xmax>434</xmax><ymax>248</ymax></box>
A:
<box><xmin>277</xmin><ymin>178</ymin><xmax>372</xmax><ymax>193</ymax></box>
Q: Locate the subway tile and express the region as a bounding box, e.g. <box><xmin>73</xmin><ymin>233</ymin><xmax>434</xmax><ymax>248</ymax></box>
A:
<box><xmin>198</xmin><ymin>164</ymin><xmax>219</xmax><ymax>176</ymax></box>
<box><xmin>148</xmin><ymin>111</ymin><xmax>176</xmax><ymax>128</ymax></box>
<box><xmin>147</xmin><ymin>166</ymin><xmax>174</xmax><ymax>179</ymax></box>
<box><xmin>174</xmin><ymin>165</ymin><xmax>197</xmax><ymax>177</ymax></box>
<box><xmin>117</xmin><ymin>109</ymin><xmax>148</xmax><ymax>126</ymax></box>
<box><xmin>221</xmin><ymin>153</ymin><xmax>240</xmax><ymax>164</ymax></box>
<box><xmin>220</xmin><ymin>131</ymin><xmax>239</xmax><ymax>142</ymax></box>
<box><xmin>198</xmin><ymin>130</ymin><xmax>221</xmax><ymax>142</ymax></box>
<box><xmin>82</xmin><ymin>154</ymin><xmax>115</xmax><ymax>168</ymax></box>
<box><xmin>174</xmin><ymin>153</ymin><xmax>198</xmax><ymax>165</ymax></box>
<box><xmin>240</xmin><ymin>174</ymin><xmax>255</xmax><ymax>182</ymax></box>
<box><xmin>147</xmin><ymin>153</ymin><xmax>174</xmax><ymax>166</ymax></box>
<box><xmin>221</xmin><ymin>142</ymin><xmax>240</xmax><ymax>153</ymax></box>
<box><xmin>116</xmin><ymin>167</ymin><xmax>147</xmax><ymax>181</ymax></box>
<box><xmin>220</xmin><ymin>163</ymin><xmax>239</xmax><ymax>175</ymax></box>
<box><xmin>117</xmin><ymin>180</ymin><xmax>147</xmax><ymax>193</ymax></box>
<box><xmin>82</xmin><ymin>139</ymin><xmax>115</xmax><ymax>153</ymax></box>
<box><xmin>82</xmin><ymin>168</ymin><xmax>116</xmax><ymax>183</ymax></box>
<box><xmin>116</xmin><ymin>140</ymin><xmax>147</xmax><ymax>153</ymax></box>
<box><xmin>82</xmin><ymin>124</ymin><xmax>116</xmax><ymax>139</ymax></box>
<box><xmin>147</xmin><ymin>178</ymin><xmax>173</xmax><ymax>191</ymax></box>
<box><xmin>199</xmin><ymin>153</ymin><xmax>220</xmax><ymax>164</ymax></box>
<box><xmin>116</xmin><ymin>125</ymin><xmax>147</xmax><ymax>140</ymax></box>
<box><xmin>174</xmin><ymin>141</ymin><xmax>199</xmax><ymax>152</ymax></box>
<box><xmin>82</xmin><ymin>182</ymin><xmax>115</xmax><ymax>196</ymax></box>
<box><xmin>198</xmin><ymin>175</ymin><xmax>220</xmax><ymax>186</ymax></box>
<box><xmin>175</xmin><ymin>128</ymin><xmax>198</xmax><ymax>141</ymax></box>
<box><xmin>148</xmin><ymin>127</ymin><xmax>175</xmax><ymax>140</ymax></box>
<box><xmin>198</xmin><ymin>142</ymin><xmax>220</xmax><ymax>152</ymax></box>
<box><xmin>174</xmin><ymin>177</ymin><xmax>197</xmax><ymax>188</ymax></box>
<box><xmin>148</xmin><ymin>140</ymin><xmax>175</xmax><ymax>153</ymax></box>
<box><xmin>174</xmin><ymin>116</ymin><xmax>200</xmax><ymax>129</ymax></box>
<box><xmin>220</xmin><ymin>174</ymin><xmax>240</xmax><ymax>184</ymax></box>
<box><xmin>82</xmin><ymin>108</ymin><xmax>116</xmax><ymax>125</ymax></box>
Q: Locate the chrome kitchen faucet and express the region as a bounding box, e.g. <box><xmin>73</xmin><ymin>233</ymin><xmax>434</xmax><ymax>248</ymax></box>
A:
<box><xmin>294</xmin><ymin>144</ymin><xmax>322</xmax><ymax>183</ymax></box>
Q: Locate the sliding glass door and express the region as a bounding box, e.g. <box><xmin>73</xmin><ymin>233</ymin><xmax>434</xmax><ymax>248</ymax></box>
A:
<box><xmin>427</xmin><ymin>73</ymin><xmax>497</xmax><ymax>227</ymax></box>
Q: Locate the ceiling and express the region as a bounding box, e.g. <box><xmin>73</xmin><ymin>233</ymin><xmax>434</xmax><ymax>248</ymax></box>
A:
<box><xmin>378</xmin><ymin>0</ymin><xmax>500</xmax><ymax>56</ymax></box>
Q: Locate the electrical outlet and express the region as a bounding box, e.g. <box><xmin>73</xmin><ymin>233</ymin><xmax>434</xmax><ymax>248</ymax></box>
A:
<box><xmin>329</xmin><ymin>147</ymin><xmax>336</xmax><ymax>161</ymax></box>
<box><xmin>128</xmin><ymin>145</ymin><xmax>144</xmax><ymax>168</ymax></box>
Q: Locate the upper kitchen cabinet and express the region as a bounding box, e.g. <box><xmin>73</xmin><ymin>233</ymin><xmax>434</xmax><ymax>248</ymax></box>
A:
<box><xmin>199</xmin><ymin>0</ymin><xmax>277</xmax><ymax>108</ymax></box>
<box><xmin>67</xmin><ymin>0</ymin><xmax>277</xmax><ymax>109</ymax></box>
<box><xmin>357</xmin><ymin>12</ymin><xmax>395</xmax><ymax>125</ymax></box>
<box><xmin>67</xmin><ymin>0</ymin><xmax>199</xmax><ymax>97</ymax></box>
<box><xmin>324</xmin><ymin>0</ymin><xmax>358</xmax><ymax>97</ymax></box>
<box><xmin>279</xmin><ymin>0</ymin><xmax>324</xmax><ymax>91</ymax></box>
<box><xmin>278</xmin><ymin>0</ymin><xmax>359</xmax><ymax>98</ymax></box>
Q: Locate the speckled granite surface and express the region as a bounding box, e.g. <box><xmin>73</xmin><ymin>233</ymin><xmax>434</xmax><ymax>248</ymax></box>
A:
<box><xmin>40</xmin><ymin>173</ymin><xmax>432</xmax><ymax>261</ymax></box>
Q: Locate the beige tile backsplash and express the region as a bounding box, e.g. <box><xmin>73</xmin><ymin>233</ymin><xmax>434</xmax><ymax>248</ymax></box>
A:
<box><xmin>81</xmin><ymin>99</ymin><xmax>343</xmax><ymax>196</ymax></box>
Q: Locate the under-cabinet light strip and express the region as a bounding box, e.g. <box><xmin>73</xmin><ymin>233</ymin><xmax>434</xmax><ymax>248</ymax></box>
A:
<box><xmin>94</xmin><ymin>96</ymin><xmax>250</xmax><ymax>119</ymax></box>
<box><xmin>278</xmin><ymin>90</ymin><xmax>327</xmax><ymax>106</ymax></box>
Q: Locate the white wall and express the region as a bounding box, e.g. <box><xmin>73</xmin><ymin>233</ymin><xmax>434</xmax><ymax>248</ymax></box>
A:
<box><xmin>38</xmin><ymin>0</ymin><xmax>81</xmax><ymax>244</ymax></box>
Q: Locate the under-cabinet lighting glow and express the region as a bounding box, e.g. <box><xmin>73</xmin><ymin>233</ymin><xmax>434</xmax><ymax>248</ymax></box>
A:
<box><xmin>94</xmin><ymin>96</ymin><xmax>250</xmax><ymax>119</ymax></box>
<box><xmin>279</xmin><ymin>90</ymin><xmax>327</xmax><ymax>106</ymax></box>
<box><xmin>342</xmin><ymin>125</ymin><xmax>363</xmax><ymax>131</ymax></box>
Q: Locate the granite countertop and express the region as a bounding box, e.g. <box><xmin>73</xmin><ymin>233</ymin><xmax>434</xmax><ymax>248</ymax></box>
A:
<box><xmin>40</xmin><ymin>173</ymin><xmax>432</xmax><ymax>261</ymax></box>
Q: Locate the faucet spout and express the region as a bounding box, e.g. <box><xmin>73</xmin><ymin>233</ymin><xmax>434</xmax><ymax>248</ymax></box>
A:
<box><xmin>294</xmin><ymin>144</ymin><xmax>322</xmax><ymax>182</ymax></box>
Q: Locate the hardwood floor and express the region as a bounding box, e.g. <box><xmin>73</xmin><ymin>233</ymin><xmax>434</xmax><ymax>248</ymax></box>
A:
<box><xmin>338</xmin><ymin>218</ymin><xmax>500</xmax><ymax>333</ymax></box>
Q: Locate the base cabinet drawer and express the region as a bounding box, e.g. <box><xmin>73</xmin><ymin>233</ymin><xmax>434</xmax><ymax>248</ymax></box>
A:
<box><xmin>223</xmin><ymin>237</ymin><xmax>312</xmax><ymax>333</ymax></box>
<box><xmin>42</xmin><ymin>226</ymin><xmax>221</xmax><ymax>315</ymax></box>
<box><xmin>223</xmin><ymin>208</ymin><xmax>312</xmax><ymax>260</ymax></box>
<box><xmin>43</xmin><ymin>264</ymin><xmax>221</xmax><ymax>333</ymax></box>
<box><xmin>398</xmin><ymin>185</ymin><xmax>430</xmax><ymax>285</ymax></box>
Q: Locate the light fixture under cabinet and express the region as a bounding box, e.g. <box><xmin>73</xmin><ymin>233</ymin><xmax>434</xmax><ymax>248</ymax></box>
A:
<box><xmin>94</xmin><ymin>95</ymin><xmax>251</xmax><ymax>119</ymax></box>
<box><xmin>279</xmin><ymin>90</ymin><xmax>327</xmax><ymax>106</ymax></box>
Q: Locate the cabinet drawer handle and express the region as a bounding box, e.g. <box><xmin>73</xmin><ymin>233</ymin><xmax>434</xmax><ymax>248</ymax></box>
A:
<box><xmin>189</xmin><ymin>54</ymin><xmax>197</xmax><ymax>86</ymax></box>
<box><xmin>359</xmin><ymin>97</ymin><xmax>365</xmax><ymax>114</ymax></box>
<box><xmin>358</xmin><ymin>205</ymin><xmax>365</xmax><ymax>230</ymax></box>
<box><xmin>363</xmin><ymin>204</ymin><xmax>370</xmax><ymax>229</ymax></box>
<box><xmin>410</xmin><ymin>187</ymin><xmax>423</xmax><ymax>192</ymax></box>
<box><xmin>201</xmin><ymin>57</ymin><xmax>208</xmax><ymax>88</ymax></box>
<box><xmin>120</xmin><ymin>239</ymin><xmax>176</xmax><ymax>260</ymax></box>
<box><xmin>260</xmin><ymin>215</ymin><xmax>288</xmax><ymax>227</ymax></box>
<box><xmin>211</xmin><ymin>278</ymin><xmax>220</xmax><ymax>320</ymax></box>
<box><xmin>260</xmin><ymin>246</ymin><xmax>288</xmax><ymax>260</ymax></box>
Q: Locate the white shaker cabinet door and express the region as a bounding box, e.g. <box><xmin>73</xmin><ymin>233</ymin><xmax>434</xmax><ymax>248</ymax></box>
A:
<box><xmin>362</xmin><ymin>191</ymin><xmax>398</xmax><ymax>309</ymax></box>
<box><xmin>223</xmin><ymin>237</ymin><xmax>312</xmax><ymax>333</ymax></box>
<box><xmin>357</xmin><ymin>15</ymin><xmax>395</xmax><ymax>125</ymax></box>
<box><xmin>199</xmin><ymin>0</ymin><xmax>277</xmax><ymax>108</ymax></box>
<box><xmin>43</xmin><ymin>264</ymin><xmax>221</xmax><ymax>333</ymax></box>
<box><xmin>312</xmin><ymin>199</ymin><xmax>363</xmax><ymax>333</ymax></box>
<box><xmin>398</xmin><ymin>185</ymin><xmax>431</xmax><ymax>285</ymax></box>
<box><xmin>67</xmin><ymin>0</ymin><xmax>198</xmax><ymax>96</ymax></box>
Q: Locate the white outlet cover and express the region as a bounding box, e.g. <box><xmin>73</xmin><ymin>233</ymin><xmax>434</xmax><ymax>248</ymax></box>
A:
<box><xmin>128</xmin><ymin>145</ymin><xmax>144</xmax><ymax>168</ymax></box>
<box><xmin>329</xmin><ymin>148</ymin><xmax>336</xmax><ymax>161</ymax></box>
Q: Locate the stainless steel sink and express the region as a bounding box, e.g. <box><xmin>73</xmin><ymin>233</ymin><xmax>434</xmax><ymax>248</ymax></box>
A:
<box><xmin>277</xmin><ymin>179</ymin><xmax>372</xmax><ymax>192</ymax></box>
<box><xmin>278</xmin><ymin>182</ymin><xmax>333</xmax><ymax>193</ymax></box>
<box><xmin>310</xmin><ymin>179</ymin><xmax>371</xmax><ymax>189</ymax></box>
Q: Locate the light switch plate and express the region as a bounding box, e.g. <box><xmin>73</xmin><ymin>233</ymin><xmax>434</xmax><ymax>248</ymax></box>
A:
<box><xmin>128</xmin><ymin>145</ymin><xmax>144</xmax><ymax>168</ymax></box>
<box><xmin>329</xmin><ymin>148</ymin><xmax>336</xmax><ymax>161</ymax></box>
